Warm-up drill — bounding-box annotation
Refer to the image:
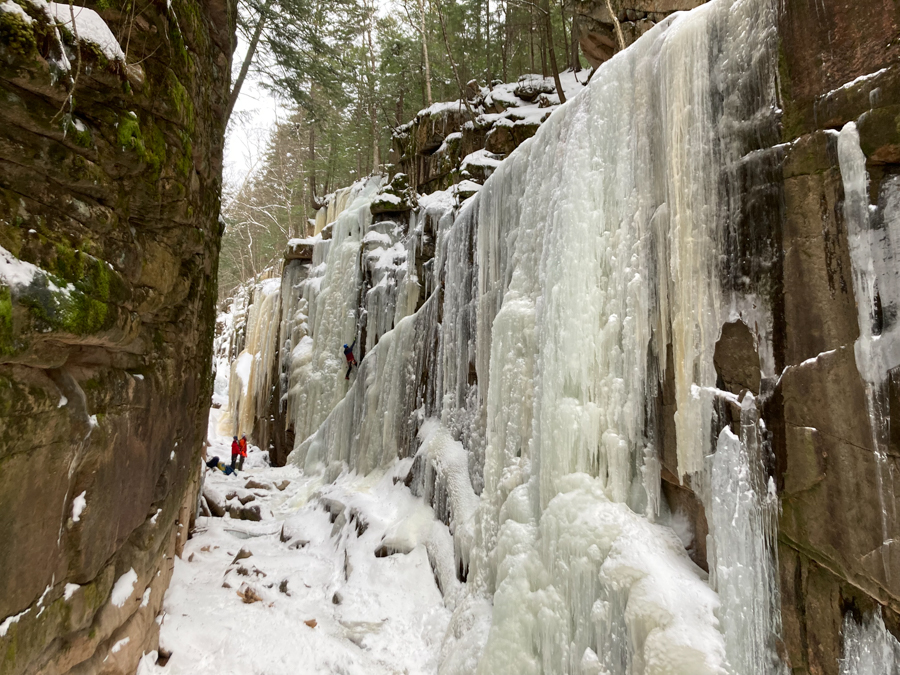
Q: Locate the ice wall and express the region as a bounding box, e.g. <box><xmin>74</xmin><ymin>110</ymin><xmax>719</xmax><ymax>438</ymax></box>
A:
<box><xmin>276</xmin><ymin>0</ymin><xmax>787</xmax><ymax>670</ymax></box>
<box><xmin>840</xmin><ymin>609</ymin><xmax>900</xmax><ymax>675</ymax></box>
<box><xmin>438</xmin><ymin>0</ymin><xmax>785</xmax><ymax>670</ymax></box>
<box><xmin>314</xmin><ymin>185</ymin><xmax>355</xmax><ymax>236</ymax></box>
<box><xmin>224</xmin><ymin>277</ymin><xmax>282</xmax><ymax>439</ymax></box>
<box><xmin>285</xmin><ymin>178</ymin><xmax>385</xmax><ymax>446</ymax></box>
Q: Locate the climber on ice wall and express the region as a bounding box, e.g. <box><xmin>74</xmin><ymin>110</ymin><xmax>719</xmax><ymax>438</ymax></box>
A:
<box><xmin>343</xmin><ymin>339</ymin><xmax>358</xmax><ymax>380</ymax></box>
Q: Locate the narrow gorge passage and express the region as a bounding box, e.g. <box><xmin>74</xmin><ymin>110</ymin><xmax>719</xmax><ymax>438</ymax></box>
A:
<box><xmin>154</xmin><ymin>0</ymin><xmax>900</xmax><ymax>670</ymax></box>
<box><xmin>2</xmin><ymin>0</ymin><xmax>898</xmax><ymax>669</ymax></box>
<box><xmin>138</xmin><ymin>409</ymin><xmax>450</xmax><ymax>675</ymax></box>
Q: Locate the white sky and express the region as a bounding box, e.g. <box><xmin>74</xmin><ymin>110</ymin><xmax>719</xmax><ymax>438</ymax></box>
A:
<box><xmin>222</xmin><ymin>36</ymin><xmax>288</xmax><ymax>196</ymax></box>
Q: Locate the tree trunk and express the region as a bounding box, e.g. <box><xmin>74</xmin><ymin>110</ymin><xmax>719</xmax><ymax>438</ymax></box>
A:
<box><xmin>436</xmin><ymin>0</ymin><xmax>475</xmax><ymax>117</ymax></box>
<box><xmin>418</xmin><ymin>0</ymin><xmax>433</xmax><ymax>105</ymax></box>
<box><xmin>542</xmin><ymin>0</ymin><xmax>565</xmax><ymax>102</ymax></box>
<box><xmin>308</xmin><ymin>125</ymin><xmax>323</xmax><ymax>211</ymax></box>
<box><xmin>558</xmin><ymin>0</ymin><xmax>569</xmax><ymax>63</ymax></box>
<box><xmin>529</xmin><ymin>6</ymin><xmax>536</xmax><ymax>73</ymax></box>
<box><xmin>502</xmin><ymin>0</ymin><xmax>510</xmax><ymax>81</ymax></box>
<box><xmin>364</xmin><ymin>3</ymin><xmax>381</xmax><ymax>171</ymax></box>
<box><xmin>485</xmin><ymin>0</ymin><xmax>491</xmax><ymax>82</ymax></box>
<box><xmin>396</xmin><ymin>85</ymin><xmax>406</xmax><ymax>126</ymax></box>
<box><xmin>538</xmin><ymin>7</ymin><xmax>548</xmax><ymax>79</ymax></box>
<box><xmin>570</xmin><ymin>8</ymin><xmax>581</xmax><ymax>71</ymax></box>
<box><xmin>225</xmin><ymin>0</ymin><xmax>273</xmax><ymax>123</ymax></box>
<box><xmin>604</xmin><ymin>0</ymin><xmax>626</xmax><ymax>51</ymax></box>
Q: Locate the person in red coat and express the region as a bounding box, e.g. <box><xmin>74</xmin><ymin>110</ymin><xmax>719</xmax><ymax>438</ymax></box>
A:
<box><xmin>237</xmin><ymin>434</ymin><xmax>248</xmax><ymax>470</ymax></box>
<box><xmin>343</xmin><ymin>340</ymin><xmax>357</xmax><ymax>380</ymax></box>
<box><xmin>230</xmin><ymin>436</ymin><xmax>241</xmax><ymax>472</ymax></box>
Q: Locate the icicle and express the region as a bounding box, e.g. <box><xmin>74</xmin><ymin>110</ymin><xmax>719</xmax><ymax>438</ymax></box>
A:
<box><xmin>838</xmin><ymin>122</ymin><xmax>900</xmax><ymax>556</ymax></box>
<box><xmin>840</xmin><ymin>608</ymin><xmax>900</xmax><ymax>675</ymax></box>
<box><xmin>706</xmin><ymin>394</ymin><xmax>782</xmax><ymax>675</ymax></box>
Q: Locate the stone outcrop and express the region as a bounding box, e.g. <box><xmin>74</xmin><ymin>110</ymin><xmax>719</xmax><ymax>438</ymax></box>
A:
<box><xmin>571</xmin><ymin>0</ymin><xmax>707</xmax><ymax>67</ymax></box>
<box><xmin>391</xmin><ymin>75</ymin><xmax>567</xmax><ymax>196</ymax></box>
<box><xmin>0</xmin><ymin>0</ymin><xmax>233</xmax><ymax>671</ymax></box>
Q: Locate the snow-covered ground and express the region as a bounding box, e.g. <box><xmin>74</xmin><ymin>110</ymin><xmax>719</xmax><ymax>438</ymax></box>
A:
<box><xmin>138</xmin><ymin>409</ymin><xmax>450</xmax><ymax>675</ymax></box>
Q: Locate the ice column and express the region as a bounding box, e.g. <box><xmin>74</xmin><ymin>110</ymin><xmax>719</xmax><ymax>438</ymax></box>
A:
<box><xmin>838</xmin><ymin>123</ymin><xmax>900</xmax><ymax>545</ymax></box>
<box><xmin>840</xmin><ymin>609</ymin><xmax>900</xmax><ymax>675</ymax></box>
<box><xmin>707</xmin><ymin>395</ymin><xmax>782</xmax><ymax>675</ymax></box>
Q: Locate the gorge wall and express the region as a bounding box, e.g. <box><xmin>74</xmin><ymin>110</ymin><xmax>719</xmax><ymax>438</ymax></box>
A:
<box><xmin>775</xmin><ymin>2</ymin><xmax>900</xmax><ymax>671</ymax></box>
<box><xmin>218</xmin><ymin>0</ymin><xmax>900</xmax><ymax>673</ymax></box>
<box><xmin>0</xmin><ymin>0</ymin><xmax>233</xmax><ymax>671</ymax></box>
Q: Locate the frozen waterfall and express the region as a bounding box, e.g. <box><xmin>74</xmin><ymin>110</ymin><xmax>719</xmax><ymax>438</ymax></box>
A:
<box><xmin>228</xmin><ymin>0</ymin><xmax>791</xmax><ymax>671</ymax></box>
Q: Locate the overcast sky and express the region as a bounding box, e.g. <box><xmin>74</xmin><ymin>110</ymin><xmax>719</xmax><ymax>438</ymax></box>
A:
<box><xmin>222</xmin><ymin>36</ymin><xmax>288</xmax><ymax>197</ymax></box>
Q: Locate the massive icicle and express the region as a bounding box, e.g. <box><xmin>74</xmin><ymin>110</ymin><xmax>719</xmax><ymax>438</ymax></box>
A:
<box><xmin>840</xmin><ymin>609</ymin><xmax>900</xmax><ymax>675</ymax></box>
<box><xmin>838</xmin><ymin>123</ymin><xmax>900</xmax><ymax>548</ymax></box>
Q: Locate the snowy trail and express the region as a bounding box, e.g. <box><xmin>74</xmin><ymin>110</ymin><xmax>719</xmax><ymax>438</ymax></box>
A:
<box><xmin>138</xmin><ymin>410</ymin><xmax>450</xmax><ymax>675</ymax></box>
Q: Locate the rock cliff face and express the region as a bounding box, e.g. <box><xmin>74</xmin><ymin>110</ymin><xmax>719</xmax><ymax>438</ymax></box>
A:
<box><xmin>773</xmin><ymin>2</ymin><xmax>900</xmax><ymax>671</ymax></box>
<box><xmin>0</xmin><ymin>0</ymin><xmax>233</xmax><ymax>671</ymax></box>
<box><xmin>392</xmin><ymin>74</ymin><xmax>583</xmax><ymax>196</ymax></box>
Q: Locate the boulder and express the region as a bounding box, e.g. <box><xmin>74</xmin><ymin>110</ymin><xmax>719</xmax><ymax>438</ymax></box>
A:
<box><xmin>371</xmin><ymin>173</ymin><xmax>418</xmax><ymax>215</ymax></box>
<box><xmin>244</xmin><ymin>478</ymin><xmax>272</xmax><ymax>490</ymax></box>
<box><xmin>231</xmin><ymin>548</ymin><xmax>253</xmax><ymax>564</ymax></box>
<box><xmin>203</xmin><ymin>484</ymin><xmax>227</xmax><ymax>518</ymax></box>
<box><xmin>514</xmin><ymin>75</ymin><xmax>556</xmax><ymax>102</ymax></box>
<box><xmin>285</xmin><ymin>238</ymin><xmax>316</xmax><ymax>262</ymax></box>
<box><xmin>228</xmin><ymin>503</ymin><xmax>264</xmax><ymax>521</ymax></box>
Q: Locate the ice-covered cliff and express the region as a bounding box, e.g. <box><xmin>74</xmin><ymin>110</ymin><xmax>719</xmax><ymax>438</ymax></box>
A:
<box><xmin>214</xmin><ymin>0</ymin><xmax>900</xmax><ymax>672</ymax></box>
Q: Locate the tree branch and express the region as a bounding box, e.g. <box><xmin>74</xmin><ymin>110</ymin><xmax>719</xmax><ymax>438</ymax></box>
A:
<box><xmin>226</xmin><ymin>0</ymin><xmax>273</xmax><ymax>123</ymax></box>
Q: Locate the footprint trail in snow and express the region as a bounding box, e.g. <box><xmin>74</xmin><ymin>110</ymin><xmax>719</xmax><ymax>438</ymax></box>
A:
<box><xmin>138</xmin><ymin>409</ymin><xmax>450</xmax><ymax>675</ymax></box>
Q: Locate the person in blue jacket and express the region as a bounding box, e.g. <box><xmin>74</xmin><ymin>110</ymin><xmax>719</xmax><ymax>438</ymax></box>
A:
<box><xmin>343</xmin><ymin>340</ymin><xmax>357</xmax><ymax>380</ymax></box>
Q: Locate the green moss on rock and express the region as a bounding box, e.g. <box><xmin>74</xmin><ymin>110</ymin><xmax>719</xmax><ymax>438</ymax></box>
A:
<box><xmin>117</xmin><ymin>114</ymin><xmax>165</xmax><ymax>174</ymax></box>
<box><xmin>63</xmin><ymin>116</ymin><xmax>93</xmax><ymax>149</ymax></box>
<box><xmin>116</xmin><ymin>115</ymin><xmax>145</xmax><ymax>154</ymax></box>
<box><xmin>10</xmin><ymin>244</ymin><xmax>127</xmax><ymax>338</ymax></box>
<box><xmin>168</xmin><ymin>71</ymin><xmax>195</xmax><ymax>132</ymax></box>
<box><xmin>778</xmin><ymin>40</ymin><xmax>808</xmax><ymax>143</ymax></box>
<box><xmin>0</xmin><ymin>6</ymin><xmax>37</xmax><ymax>57</ymax></box>
<box><xmin>0</xmin><ymin>287</ymin><xmax>13</xmax><ymax>356</ymax></box>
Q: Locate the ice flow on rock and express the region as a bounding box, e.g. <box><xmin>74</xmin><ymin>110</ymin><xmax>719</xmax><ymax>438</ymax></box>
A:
<box><xmin>217</xmin><ymin>0</ymin><xmax>795</xmax><ymax>672</ymax></box>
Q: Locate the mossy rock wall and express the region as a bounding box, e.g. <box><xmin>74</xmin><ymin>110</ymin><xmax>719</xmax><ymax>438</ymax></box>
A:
<box><xmin>0</xmin><ymin>0</ymin><xmax>234</xmax><ymax>671</ymax></box>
